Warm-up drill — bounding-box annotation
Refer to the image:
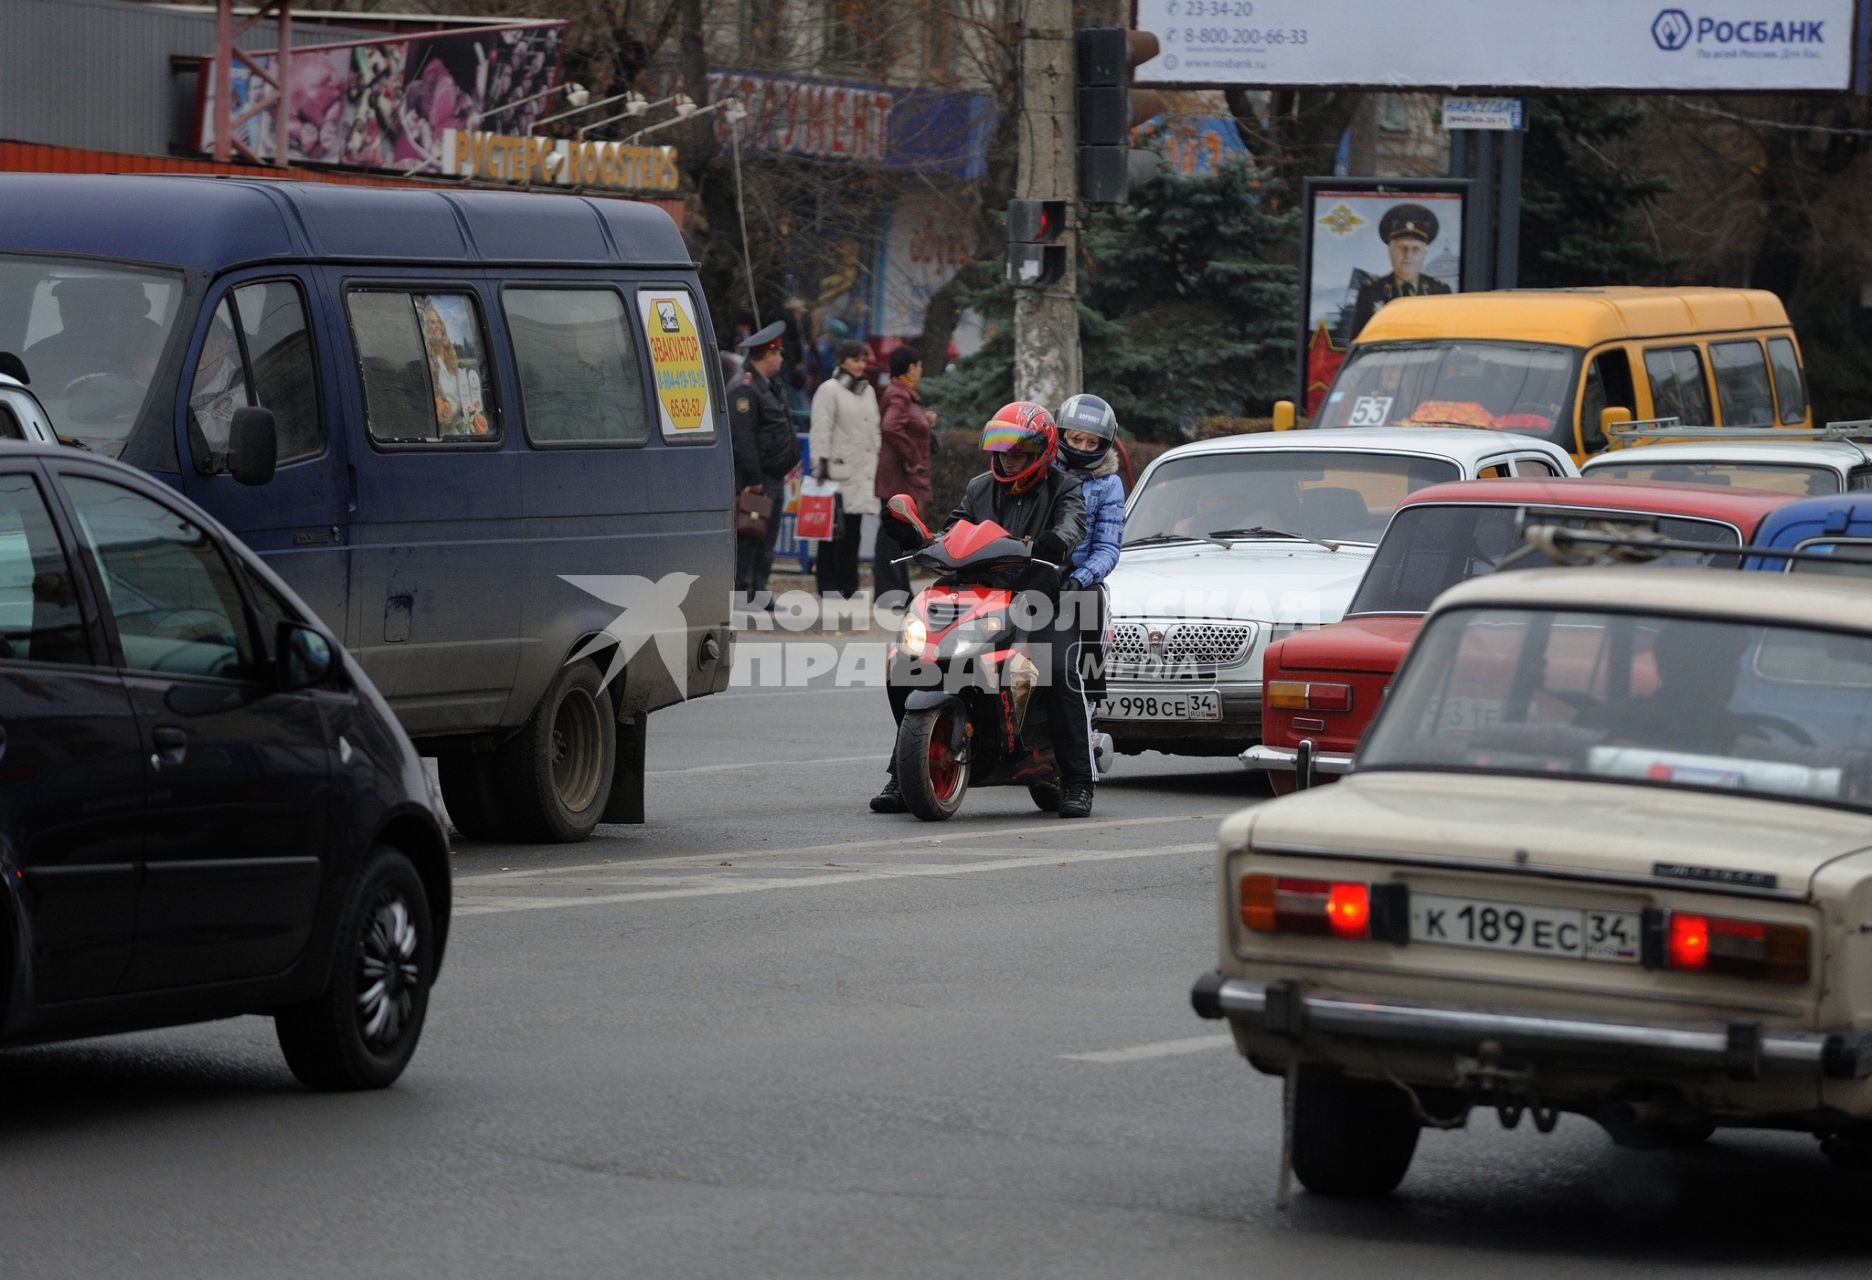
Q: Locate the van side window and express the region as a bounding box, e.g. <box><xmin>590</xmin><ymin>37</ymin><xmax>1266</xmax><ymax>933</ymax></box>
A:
<box><xmin>1578</xmin><ymin>350</ymin><xmax>1635</xmax><ymax>452</ymax></box>
<box><xmin>0</xmin><ymin>405</ymin><xmax>24</xmax><ymax>441</ymax></box>
<box><xmin>189</xmin><ymin>281</ymin><xmax>323</xmax><ymax>470</ymax></box>
<box><xmin>1709</xmin><ymin>340</ymin><xmax>1775</xmax><ymax>427</ymax></box>
<box><xmin>347</xmin><ymin>290</ymin><xmax>496</xmax><ymax>444</ymax></box>
<box><xmin>1643</xmin><ymin>346</ymin><xmax>1711</xmax><ymax>427</ymax></box>
<box><xmin>503</xmin><ymin>288</ymin><xmax>650</xmax><ymax>446</ymax></box>
<box><xmin>1767</xmin><ymin>337</ymin><xmax>1808</xmax><ymax>425</ymax></box>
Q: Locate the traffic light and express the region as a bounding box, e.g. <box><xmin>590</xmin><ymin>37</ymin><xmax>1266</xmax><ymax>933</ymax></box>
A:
<box><xmin>1075</xmin><ymin>28</ymin><xmax>1164</xmax><ymax>205</ymax></box>
<box><xmin>1006</xmin><ymin>198</ymin><xmax>1067</xmax><ymax>289</ymax></box>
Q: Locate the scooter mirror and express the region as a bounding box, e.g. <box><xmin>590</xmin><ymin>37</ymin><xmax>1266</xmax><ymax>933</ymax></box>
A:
<box><xmin>887</xmin><ymin>493</ymin><xmax>932</xmax><ymax>542</ymax></box>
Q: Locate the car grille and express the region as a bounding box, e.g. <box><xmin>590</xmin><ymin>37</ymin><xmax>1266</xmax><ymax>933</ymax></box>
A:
<box><xmin>1108</xmin><ymin>621</ymin><xmax>1255</xmax><ymax>677</ymax></box>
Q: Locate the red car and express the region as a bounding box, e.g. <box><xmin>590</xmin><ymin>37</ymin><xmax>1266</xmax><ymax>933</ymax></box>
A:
<box><xmin>1245</xmin><ymin>478</ymin><xmax>1793</xmax><ymax>792</ymax></box>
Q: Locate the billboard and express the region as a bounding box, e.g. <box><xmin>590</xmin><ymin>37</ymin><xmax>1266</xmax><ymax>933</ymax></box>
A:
<box><xmin>1298</xmin><ymin>178</ymin><xmax>1470</xmax><ymax>417</ymax></box>
<box><xmin>707</xmin><ymin>69</ymin><xmax>998</xmax><ymax>180</ymax></box>
<box><xmin>197</xmin><ymin>23</ymin><xmax>566</xmax><ymax>170</ymax></box>
<box><xmin>1134</xmin><ymin>0</ymin><xmax>1859</xmax><ymax>91</ymax></box>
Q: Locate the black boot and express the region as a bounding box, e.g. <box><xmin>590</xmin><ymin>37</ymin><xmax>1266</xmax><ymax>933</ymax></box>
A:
<box><xmin>1059</xmin><ymin>783</ymin><xmax>1093</xmax><ymax>819</ymax></box>
<box><xmin>870</xmin><ymin>777</ymin><xmax>907</xmax><ymax>814</ymax></box>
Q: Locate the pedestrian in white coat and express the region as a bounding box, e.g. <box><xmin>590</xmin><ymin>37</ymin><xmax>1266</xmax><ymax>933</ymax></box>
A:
<box><xmin>808</xmin><ymin>340</ymin><xmax>881</xmax><ymax>597</ymax></box>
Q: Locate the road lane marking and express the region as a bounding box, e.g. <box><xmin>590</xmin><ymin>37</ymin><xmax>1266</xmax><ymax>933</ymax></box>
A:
<box><xmin>453</xmin><ymin>812</ymin><xmax>1228</xmax><ymax>884</ymax></box>
<box><xmin>454</xmin><ymin>841</ymin><xmax>1212</xmax><ymax>916</ymax></box>
<box><xmin>712</xmin><ymin>686</ymin><xmax>878</xmax><ymax>700</ymax></box>
<box><xmin>1060</xmin><ymin>1035</ymin><xmax>1235</xmax><ymax>1064</ymax></box>
<box><xmin>648</xmin><ymin>753</ymin><xmax>883</xmax><ymax>777</ymax></box>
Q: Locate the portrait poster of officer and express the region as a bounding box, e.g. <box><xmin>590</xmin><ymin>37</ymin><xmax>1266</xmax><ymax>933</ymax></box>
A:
<box><xmin>1300</xmin><ymin>183</ymin><xmax>1466</xmax><ymax>414</ymax></box>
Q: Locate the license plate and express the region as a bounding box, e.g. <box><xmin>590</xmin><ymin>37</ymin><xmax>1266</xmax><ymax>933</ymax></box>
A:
<box><xmin>1096</xmin><ymin>689</ymin><xmax>1221</xmax><ymax>721</ymax></box>
<box><xmin>1409</xmin><ymin>893</ymin><xmax>1641</xmax><ymax>964</ymax></box>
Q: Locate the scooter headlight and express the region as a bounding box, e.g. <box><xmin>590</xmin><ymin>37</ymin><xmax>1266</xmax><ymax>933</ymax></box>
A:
<box><xmin>902</xmin><ymin>616</ymin><xmax>929</xmax><ymax>657</ymax></box>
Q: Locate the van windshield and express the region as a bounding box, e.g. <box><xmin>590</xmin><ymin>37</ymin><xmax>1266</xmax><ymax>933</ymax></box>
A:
<box><xmin>0</xmin><ymin>256</ymin><xmax>184</xmax><ymax>456</ymax></box>
<box><xmin>1318</xmin><ymin>341</ymin><xmax>1580</xmax><ymax>450</ymax></box>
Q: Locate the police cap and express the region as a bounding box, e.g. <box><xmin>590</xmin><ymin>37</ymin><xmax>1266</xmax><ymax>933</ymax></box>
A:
<box><xmin>1378</xmin><ymin>203</ymin><xmax>1439</xmax><ymax>245</ymax></box>
<box><xmin>736</xmin><ymin>320</ymin><xmax>787</xmax><ymax>356</ymax></box>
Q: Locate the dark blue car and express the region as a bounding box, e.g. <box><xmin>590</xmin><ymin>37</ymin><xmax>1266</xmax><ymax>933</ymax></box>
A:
<box><xmin>0</xmin><ymin>442</ymin><xmax>448</xmax><ymax>1089</ymax></box>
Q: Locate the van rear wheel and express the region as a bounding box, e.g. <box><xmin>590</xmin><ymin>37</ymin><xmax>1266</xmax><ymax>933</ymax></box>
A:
<box><xmin>496</xmin><ymin>662</ymin><xmax>617</xmax><ymax>843</ymax></box>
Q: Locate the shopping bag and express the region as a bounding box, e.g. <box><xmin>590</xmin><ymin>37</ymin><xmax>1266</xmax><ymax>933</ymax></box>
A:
<box><xmin>794</xmin><ymin>478</ymin><xmax>840</xmax><ymax>542</ymax></box>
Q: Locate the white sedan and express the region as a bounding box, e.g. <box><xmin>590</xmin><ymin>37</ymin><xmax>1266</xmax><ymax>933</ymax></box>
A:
<box><xmin>1097</xmin><ymin>427</ymin><xmax>1577</xmax><ymax>759</ymax></box>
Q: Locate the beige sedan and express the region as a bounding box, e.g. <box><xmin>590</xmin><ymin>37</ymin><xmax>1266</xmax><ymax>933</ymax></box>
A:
<box><xmin>1193</xmin><ymin>565</ymin><xmax>1872</xmax><ymax>1197</ymax></box>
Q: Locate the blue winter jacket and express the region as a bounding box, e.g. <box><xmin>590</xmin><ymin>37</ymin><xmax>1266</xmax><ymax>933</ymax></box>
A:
<box><xmin>1065</xmin><ymin>463</ymin><xmax>1125</xmax><ymax>589</ymax></box>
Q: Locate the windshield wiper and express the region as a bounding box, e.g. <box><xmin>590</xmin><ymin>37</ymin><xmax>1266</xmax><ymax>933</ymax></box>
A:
<box><xmin>1121</xmin><ymin>532</ymin><xmax>1228</xmax><ymax>550</ymax></box>
<box><xmin>1208</xmin><ymin>526</ymin><xmax>1341</xmax><ymax>553</ymax></box>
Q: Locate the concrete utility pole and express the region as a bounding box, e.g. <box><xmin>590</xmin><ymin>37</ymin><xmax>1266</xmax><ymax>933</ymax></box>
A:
<box><xmin>1013</xmin><ymin>0</ymin><xmax>1080</xmax><ymax>409</ymax></box>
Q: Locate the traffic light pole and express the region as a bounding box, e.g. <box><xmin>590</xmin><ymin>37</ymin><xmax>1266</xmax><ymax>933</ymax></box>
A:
<box><xmin>1013</xmin><ymin>0</ymin><xmax>1080</xmax><ymax>410</ymax></box>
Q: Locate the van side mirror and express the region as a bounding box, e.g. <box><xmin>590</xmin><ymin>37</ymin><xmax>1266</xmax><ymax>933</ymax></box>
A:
<box><xmin>1272</xmin><ymin>401</ymin><xmax>1297</xmax><ymax>432</ymax></box>
<box><xmin>229</xmin><ymin>406</ymin><xmax>278</xmax><ymax>486</ymax></box>
<box><xmin>1589</xmin><ymin>405</ymin><xmax>1630</xmax><ymax>455</ymax></box>
<box><xmin>277</xmin><ymin>621</ymin><xmax>334</xmax><ymax>691</ymax></box>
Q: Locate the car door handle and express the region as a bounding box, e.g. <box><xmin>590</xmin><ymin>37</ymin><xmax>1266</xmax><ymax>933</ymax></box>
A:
<box><xmin>151</xmin><ymin>726</ymin><xmax>188</xmax><ymax>769</ymax></box>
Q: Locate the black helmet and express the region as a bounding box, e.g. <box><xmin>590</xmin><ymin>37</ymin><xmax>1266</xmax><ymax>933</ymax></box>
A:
<box><xmin>1055</xmin><ymin>393</ymin><xmax>1117</xmax><ymax>470</ymax></box>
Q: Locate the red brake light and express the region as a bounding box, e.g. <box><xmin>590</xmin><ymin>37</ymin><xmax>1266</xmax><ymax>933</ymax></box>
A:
<box><xmin>1667</xmin><ymin>913</ymin><xmax>1709</xmax><ymax>971</ymax></box>
<box><xmin>1325</xmin><ymin>883</ymin><xmax>1370</xmax><ymax>937</ymax></box>
<box><xmin>1242</xmin><ymin>875</ymin><xmax>1373</xmax><ymax>939</ymax></box>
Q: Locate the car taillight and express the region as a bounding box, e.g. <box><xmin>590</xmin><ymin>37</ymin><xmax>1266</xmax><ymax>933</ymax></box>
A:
<box><xmin>1266</xmin><ymin>680</ymin><xmax>1352</xmax><ymax>712</ymax></box>
<box><xmin>1664</xmin><ymin>910</ymin><xmax>1808</xmax><ymax>983</ymax></box>
<box><xmin>1242</xmin><ymin>875</ymin><xmax>1371</xmax><ymax>939</ymax></box>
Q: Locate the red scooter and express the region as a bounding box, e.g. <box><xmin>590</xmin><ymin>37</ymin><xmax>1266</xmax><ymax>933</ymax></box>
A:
<box><xmin>884</xmin><ymin>496</ymin><xmax>1112</xmax><ymax>821</ymax></box>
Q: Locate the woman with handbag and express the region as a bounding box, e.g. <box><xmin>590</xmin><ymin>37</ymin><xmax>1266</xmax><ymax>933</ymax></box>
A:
<box><xmin>806</xmin><ymin>340</ymin><xmax>881</xmax><ymax>599</ymax></box>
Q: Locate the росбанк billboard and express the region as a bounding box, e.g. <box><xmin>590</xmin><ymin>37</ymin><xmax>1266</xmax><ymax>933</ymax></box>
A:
<box><xmin>1133</xmin><ymin>0</ymin><xmax>1857</xmax><ymax>90</ymax></box>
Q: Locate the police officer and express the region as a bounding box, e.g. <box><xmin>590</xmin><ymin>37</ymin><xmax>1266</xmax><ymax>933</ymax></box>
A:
<box><xmin>1348</xmin><ymin>203</ymin><xmax>1452</xmax><ymax>338</ymax></box>
<box><xmin>730</xmin><ymin>321</ymin><xmax>800</xmax><ymax>604</ymax></box>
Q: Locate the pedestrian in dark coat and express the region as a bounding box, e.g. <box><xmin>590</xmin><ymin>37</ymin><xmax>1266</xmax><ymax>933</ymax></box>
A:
<box><xmin>872</xmin><ymin>344</ymin><xmax>936</xmax><ymax>602</ymax></box>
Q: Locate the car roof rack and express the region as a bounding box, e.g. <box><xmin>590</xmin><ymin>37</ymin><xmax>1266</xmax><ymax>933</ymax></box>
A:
<box><xmin>1513</xmin><ymin>511</ymin><xmax>1872</xmax><ymax>570</ymax></box>
<box><xmin>1602</xmin><ymin>418</ymin><xmax>1872</xmax><ymax>448</ymax></box>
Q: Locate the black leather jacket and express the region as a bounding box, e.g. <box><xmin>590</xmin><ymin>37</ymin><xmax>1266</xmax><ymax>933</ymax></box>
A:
<box><xmin>942</xmin><ymin>467</ymin><xmax>1085</xmax><ymax>556</ymax></box>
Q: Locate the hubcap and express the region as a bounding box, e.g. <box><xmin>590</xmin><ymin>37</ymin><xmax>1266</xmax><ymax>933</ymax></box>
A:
<box><xmin>550</xmin><ymin>685</ymin><xmax>605</xmax><ymax>812</ymax></box>
<box><xmin>928</xmin><ymin>707</ymin><xmax>964</xmax><ymax>803</ymax></box>
<box><xmin>356</xmin><ymin>893</ymin><xmax>420</xmax><ymax>1051</ymax></box>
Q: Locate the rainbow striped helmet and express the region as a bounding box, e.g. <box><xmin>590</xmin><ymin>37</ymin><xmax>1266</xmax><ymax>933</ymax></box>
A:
<box><xmin>981</xmin><ymin>401</ymin><xmax>1058</xmax><ymax>489</ymax></box>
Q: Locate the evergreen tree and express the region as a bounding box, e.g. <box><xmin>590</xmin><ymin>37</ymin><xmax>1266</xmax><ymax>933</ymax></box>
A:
<box><xmin>1518</xmin><ymin>97</ymin><xmax>1679</xmax><ymax>286</ymax></box>
<box><xmin>924</xmin><ymin>159</ymin><xmax>1300</xmax><ymax>443</ymax></box>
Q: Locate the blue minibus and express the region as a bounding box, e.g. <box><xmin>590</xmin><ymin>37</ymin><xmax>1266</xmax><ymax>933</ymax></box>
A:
<box><xmin>0</xmin><ymin>174</ymin><xmax>735</xmax><ymax>842</ymax></box>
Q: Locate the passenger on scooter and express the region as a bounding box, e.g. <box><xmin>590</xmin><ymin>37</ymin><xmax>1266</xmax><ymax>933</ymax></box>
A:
<box><xmin>1054</xmin><ymin>393</ymin><xmax>1127</xmax><ymax>797</ymax></box>
<box><xmin>870</xmin><ymin>401</ymin><xmax>1092</xmax><ymax>817</ymax></box>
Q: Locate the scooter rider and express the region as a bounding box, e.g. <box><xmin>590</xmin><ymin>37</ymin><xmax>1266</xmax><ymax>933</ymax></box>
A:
<box><xmin>870</xmin><ymin>401</ymin><xmax>1092</xmax><ymax>816</ymax></box>
<box><xmin>1054</xmin><ymin>393</ymin><xmax>1126</xmax><ymax>810</ymax></box>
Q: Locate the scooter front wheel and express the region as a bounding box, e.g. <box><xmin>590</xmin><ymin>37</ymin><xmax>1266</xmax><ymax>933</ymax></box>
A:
<box><xmin>896</xmin><ymin>699</ymin><xmax>970</xmax><ymax>821</ymax></box>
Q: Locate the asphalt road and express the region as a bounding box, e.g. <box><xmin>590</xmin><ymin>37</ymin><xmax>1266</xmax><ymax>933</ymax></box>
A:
<box><xmin>4</xmin><ymin>639</ymin><xmax>1871</xmax><ymax>1278</ymax></box>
